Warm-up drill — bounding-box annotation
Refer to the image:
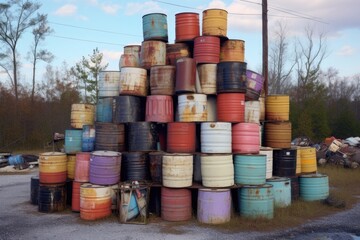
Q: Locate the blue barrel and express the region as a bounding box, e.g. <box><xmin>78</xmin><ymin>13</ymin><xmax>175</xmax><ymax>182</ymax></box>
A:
<box><xmin>127</xmin><ymin>193</ymin><xmax>140</xmax><ymax>220</ymax></box>
<box><xmin>65</xmin><ymin>129</ymin><xmax>82</xmax><ymax>154</ymax></box>
<box><xmin>96</xmin><ymin>97</ymin><xmax>113</xmax><ymax>122</ymax></box>
<box><xmin>142</xmin><ymin>13</ymin><xmax>168</xmax><ymax>42</ymax></box>
<box><xmin>234</xmin><ymin>154</ymin><xmax>266</xmax><ymax>185</ymax></box>
<box><xmin>89</xmin><ymin>151</ymin><xmax>121</xmax><ymax>185</ymax></box>
<box><xmin>82</xmin><ymin>125</ymin><xmax>95</xmax><ymax>152</ymax></box>
<box><xmin>266</xmin><ymin>177</ymin><xmax>291</xmax><ymax>208</ymax></box>
<box><xmin>299</xmin><ymin>174</ymin><xmax>329</xmax><ymax>201</ymax></box>
<box><xmin>8</xmin><ymin>155</ymin><xmax>24</xmax><ymax>165</ymax></box>
<box><xmin>238</xmin><ymin>184</ymin><xmax>274</xmax><ymax>219</ymax></box>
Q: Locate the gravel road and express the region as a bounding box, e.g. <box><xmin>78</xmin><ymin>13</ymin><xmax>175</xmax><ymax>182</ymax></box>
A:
<box><xmin>0</xmin><ymin>172</ymin><xmax>359</xmax><ymax>240</ymax></box>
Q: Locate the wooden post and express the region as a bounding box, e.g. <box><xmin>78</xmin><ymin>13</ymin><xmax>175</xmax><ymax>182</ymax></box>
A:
<box><xmin>262</xmin><ymin>0</ymin><xmax>268</xmax><ymax>96</ymax></box>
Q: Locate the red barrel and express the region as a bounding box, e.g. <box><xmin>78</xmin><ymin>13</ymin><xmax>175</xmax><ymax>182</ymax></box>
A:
<box><xmin>166</xmin><ymin>43</ymin><xmax>191</xmax><ymax>66</ymax></box>
<box><xmin>167</xmin><ymin>122</ymin><xmax>196</xmax><ymax>153</ymax></box>
<box><xmin>175</xmin><ymin>57</ymin><xmax>196</xmax><ymax>93</ymax></box>
<box><xmin>232</xmin><ymin>123</ymin><xmax>260</xmax><ymax>154</ymax></box>
<box><xmin>193</xmin><ymin>36</ymin><xmax>220</xmax><ymax>64</ymax></box>
<box><xmin>161</xmin><ymin>187</ymin><xmax>192</xmax><ymax>222</ymax></box>
<box><xmin>175</xmin><ymin>12</ymin><xmax>200</xmax><ymax>42</ymax></box>
<box><xmin>72</xmin><ymin>181</ymin><xmax>82</xmax><ymax>212</ymax></box>
<box><xmin>75</xmin><ymin>152</ymin><xmax>91</xmax><ymax>182</ymax></box>
<box><xmin>145</xmin><ymin>95</ymin><xmax>174</xmax><ymax>123</ymax></box>
<box><xmin>217</xmin><ymin>93</ymin><xmax>245</xmax><ymax>123</ymax></box>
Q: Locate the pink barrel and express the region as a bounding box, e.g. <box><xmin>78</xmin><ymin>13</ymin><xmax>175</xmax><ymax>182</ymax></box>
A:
<box><xmin>193</xmin><ymin>36</ymin><xmax>220</xmax><ymax>64</ymax></box>
<box><xmin>145</xmin><ymin>95</ymin><xmax>174</xmax><ymax>123</ymax></box>
<box><xmin>75</xmin><ymin>152</ymin><xmax>91</xmax><ymax>182</ymax></box>
<box><xmin>232</xmin><ymin>123</ymin><xmax>260</xmax><ymax>154</ymax></box>
<box><xmin>246</xmin><ymin>70</ymin><xmax>264</xmax><ymax>101</ymax></box>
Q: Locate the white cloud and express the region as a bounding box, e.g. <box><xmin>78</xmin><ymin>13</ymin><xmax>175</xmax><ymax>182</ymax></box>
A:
<box><xmin>101</xmin><ymin>3</ymin><xmax>121</xmax><ymax>15</ymax></box>
<box><xmin>125</xmin><ymin>1</ymin><xmax>166</xmax><ymax>16</ymax></box>
<box><xmin>54</xmin><ymin>4</ymin><xmax>77</xmax><ymax>16</ymax></box>
<box><xmin>337</xmin><ymin>45</ymin><xmax>356</xmax><ymax>56</ymax></box>
<box><xmin>102</xmin><ymin>50</ymin><xmax>122</xmax><ymax>61</ymax></box>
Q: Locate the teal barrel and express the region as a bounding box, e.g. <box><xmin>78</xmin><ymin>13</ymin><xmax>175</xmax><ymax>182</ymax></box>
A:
<box><xmin>96</xmin><ymin>97</ymin><xmax>113</xmax><ymax>123</ymax></box>
<box><xmin>266</xmin><ymin>177</ymin><xmax>291</xmax><ymax>208</ymax></box>
<box><xmin>238</xmin><ymin>184</ymin><xmax>274</xmax><ymax>219</ymax></box>
<box><xmin>8</xmin><ymin>155</ymin><xmax>24</xmax><ymax>165</ymax></box>
<box><xmin>64</xmin><ymin>129</ymin><xmax>82</xmax><ymax>154</ymax></box>
<box><xmin>234</xmin><ymin>154</ymin><xmax>266</xmax><ymax>185</ymax></box>
<box><xmin>142</xmin><ymin>13</ymin><xmax>168</xmax><ymax>42</ymax></box>
<box><xmin>299</xmin><ymin>174</ymin><xmax>329</xmax><ymax>201</ymax></box>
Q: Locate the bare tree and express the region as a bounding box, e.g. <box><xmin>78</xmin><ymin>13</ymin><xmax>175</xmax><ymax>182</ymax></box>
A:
<box><xmin>28</xmin><ymin>16</ymin><xmax>53</xmax><ymax>102</ymax></box>
<box><xmin>268</xmin><ymin>21</ymin><xmax>295</xmax><ymax>94</ymax></box>
<box><xmin>0</xmin><ymin>0</ymin><xmax>46</xmax><ymax>101</ymax></box>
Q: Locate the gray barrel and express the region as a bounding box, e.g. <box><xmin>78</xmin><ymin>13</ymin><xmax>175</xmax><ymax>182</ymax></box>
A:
<box><xmin>95</xmin><ymin>122</ymin><xmax>125</xmax><ymax>152</ymax></box>
<box><xmin>121</xmin><ymin>152</ymin><xmax>150</xmax><ymax>181</ymax></box>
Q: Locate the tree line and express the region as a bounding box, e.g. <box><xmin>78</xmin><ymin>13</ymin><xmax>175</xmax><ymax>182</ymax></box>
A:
<box><xmin>0</xmin><ymin>1</ymin><xmax>359</xmax><ymax>151</ymax></box>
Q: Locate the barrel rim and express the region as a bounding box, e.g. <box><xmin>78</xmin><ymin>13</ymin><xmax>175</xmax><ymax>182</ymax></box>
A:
<box><xmin>260</xmin><ymin>147</ymin><xmax>273</xmax><ymax>151</ymax></box>
<box><xmin>124</xmin><ymin>44</ymin><xmax>141</xmax><ymax>48</ymax></box>
<box><xmin>150</xmin><ymin>65</ymin><xmax>176</xmax><ymax>69</ymax></box>
<box><xmin>91</xmin><ymin>150</ymin><xmax>121</xmax><ymax>157</ymax></box>
<box><xmin>299</xmin><ymin>173</ymin><xmax>327</xmax><ymax>179</ymax></box>
<box><xmin>202</xmin><ymin>8</ymin><xmax>228</xmax><ymax>13</ymax></box>
<box><xmin>266</xmin><ymin>94</ymin><xmax>290</xmax><ymax>98</ymax></box>
<box><xmin>200</xmin><ymin>153</ymin><xmax>233</xmax><ymax>157</ymax></box>
<box><xmin>194</xmin><ymin>35</ymin><xmax>221</xmax><ymax>41</ymax></box>
<box><xmin>163</xmin><ymin>153</ymin><xmax>193</xmax><ymax>157</ymax></box>
<box><xmin>217</xmin><ymin>61</ymin><xmax>247</xmax><ymax>65</ymax></box>
<box><xmin>223</xmin><ymin>39</ymin><xmax>245</xmax><ymax>43</ymax></box>
<box><xmin>40</xmin><ymin>152</ymin><xmax>66</xmax><ymax>156</ymax></box>
<box><xmin>142</xmin><ymin>12</ymin><xmax>167</xmax><ymax>18</ymax></box>
<box><xmin>266</xmin><ymin>177</ymin><xmax>290</xmax><ymax>182</ymax></box>
<box><xmin>234</xmin><ymin>154</ymin><xmax>267</xmax><ymax>157</ymax></box>
<box><xmin>141</xmin><ymin>40</ymin><xmax>167</xmax><ymax>44</ymax></box>
<box><xmin>241</xmin><ymin>184</ymin><xmax>273</xmax><ymax>189</ymax></box>
<box><xmin>80</xmin><ymin>183</ymin><xmax>111</xmax><ymax>189</ymax></box>
<box><xmin>198</xmin><ymin>188</ymin><xmax>231</xmax><ymax>192</ymax></box>
<box><xmin>120</xmin><ymin>66</ymin><xmax>147</xmax><ymax>71</ymax></box>
<box><xmin>175</xmin><ymin>12</ymin><xmax>199</xmax><ymax>16</ymax></box>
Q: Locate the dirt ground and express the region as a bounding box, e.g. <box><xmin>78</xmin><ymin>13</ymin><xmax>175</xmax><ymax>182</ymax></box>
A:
<box><xmin>0</xmin><ymin>170</ymin><xmax>359</xmax><ymax>240</ymax></box>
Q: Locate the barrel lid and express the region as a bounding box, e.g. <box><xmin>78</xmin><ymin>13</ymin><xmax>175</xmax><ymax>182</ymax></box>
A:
<box><xmin>80</xmin><ymin>183</ymin><xmax>110</xmax><ymax>189</ymax></box>
<box><xmin>163</xmin><ymin>153</ymin><xmax>193</xmax><ymax>157</ymax></box>
<box><xmin>91</xmin><ymin>151</ymin><xmax>121</xmax><ymax>157</ymax></box>
<box><xmin>299</xmin><ymin>173</ymin><xmax>327</xmax><ymax>178</ymax></box>
<box><xmin>40</xmin><ymin>152</ymin><xmax>66</xmax><ymax>156</ymax></box>
<box><xmin>266</xmin><ymin>176</ymin><xmax>290</xmax><ymax>182</ymax></box>
<box><xmin>142</xmin><ymin>12</ymin><xmax>167</xmax><ymax>18</ymax></box>
<box><xmin>203</xmin><ymin>8</ymin><xmax>228</xmax><ymax>13</ymax></box>
<box><xmin>241</xmin><ymin>184</ymin><xmax>273</xmax><ymax>189</ymax></box>
<box><xmin>199</xmin><ymin>188</ymin><xmax>230</xmax><ymax>192</ymax></box>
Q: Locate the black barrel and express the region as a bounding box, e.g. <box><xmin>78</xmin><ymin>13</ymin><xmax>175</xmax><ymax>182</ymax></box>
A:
<box><xmin>217</xmin><ymin>61</ymin><xmax>247</xmax><ymax>93</ymax></box>
<box><xmin>113</xmin><ymin>96</ymin><xmax>145</xmax><ymax>123</ymax></box>
<box><xmin>30</xmin><ymin>176</ymin><xmax>39</xmax><ymax>205</ymax></box>
<box><xmin>95</xmin><ymin>122</ymin><xmax>126</xmax><ymax>152</ymax></box>
<box><xmin>38</xmin><ymin>183</ymin><xmax>66</xmax><ymax>213</ymax></box>
<box><xmin>121</xmin><ymin>152</ymin><xmax>150</xmax><ymax>181</ymax></box>
<box><xmin>148</xmin><ymin>186</ymin><xmax>161</xmax><ymax>216</ymax></box>
<box><xmin>273</xmin><ymin>149</ymin><xmax>297</xmax><ymax>177</ymax></box>
<box><xmin>149</xmin><ymin>151</ymin><xmax>164</xmax><ymax>183</ymax></box>
<box><xmin>193</xmin><ymin>153</ymin><xmax>202</xmax><ymax>183</ymax></box>
<box><xmin>66</xmin><ymin>179</ymin><xmax>72</xmax><ymax>206</ymax></box>
<box><xmin>128</xmin><ymin>122</ymin><xmax>158</xmax><ymax>152</ymax></box>
<box><xmin>289</xmin><ymin>176</ymin><xmax>300</xmax><ymax>201</ymax></box>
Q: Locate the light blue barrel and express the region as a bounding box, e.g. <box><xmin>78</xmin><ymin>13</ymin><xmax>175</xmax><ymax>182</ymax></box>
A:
<box><xmin>127</xmin><ymin>193</ymin><xmax>140</xmax><ymax>220</ymax></box>
<box><xmin>8</xmin><ymin>155</ymin><xmax>24</xmax><ymax>165</ymax></box>
<box><xmin>82</xmin><ymin>125</ymin><xmax>95</xmax><ymax>152</ymax></box>
<box><xmin>96</xmin><ymin>97</ymin><xmax>113</xmax><ymax>123</ymax></box>
<box><xmin>234</xmin><ymin>154</ymin><xmax>266</xmax><ymax>185</ymax></box>
<box><xmin>299</xmin><ymin>174</ymin><xmax>329</xmax><ymax>201</ymax></box>
<box><xmin>238</xmin><ymin>184</ymin><xmax>274</xmax><ymax>219</ymax></box>
<box><xmin>266</xmin><ymin>177</ymin><xmax>291</xmax><ymax>208</ymax></box>
<box><xmin>142</xmin><ymin>13</ymin><xmax>168</xmax><ymax>42</ymax></box>
<box><xmin>197</xmin><ymin>188</ymin><xmax>231</xmax><ymax>224</ymax></box>
<box><xmin>65</xmin><ymin>130</ymin><xmax>82</xmax><ymax>154</ymax></box>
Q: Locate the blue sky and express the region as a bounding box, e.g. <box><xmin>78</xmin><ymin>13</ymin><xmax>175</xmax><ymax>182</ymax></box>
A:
<box><xmin>2</xmin><ymin>0</ymin><xmax>360</xmax><ymax>85</ymax></box>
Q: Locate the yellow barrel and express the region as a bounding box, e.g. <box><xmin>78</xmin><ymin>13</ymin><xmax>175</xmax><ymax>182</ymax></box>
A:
<box><xmin>162</xmin><ymin>153</ymin><xmax>193</xmax><ymax>188</ymax></box>
<box><xmin>265</xmin><ymin>95</ymin><xmax>289</xmax><ymax>121</ymax></box>
<box><xmin>39</xmin><ymin>152</ymin><xmax>67</xmax><ymax>184</ymax></box>
<box><xmin>259</xmin><ymin>96</ymin><xmax>266</xmax><ymax>121</ymax></box>
<box><xmin>201</xmin><ymin>154</ymin><xmax>234</xmax><ymax>188</ymax></box>
<box><xmin>220</xmin><ymin>39</ymin><xmax>245</xmax><ymax>62</ymax></box>
<box><xmin>70</xmin><ymin>104</ymin><xmax>95</xmax><ymax>129</ymax></box>
<box><xmin>202</xmin><ymin>9</ymin><xmax>228</xmax><ymax>37</ymax></box>
<box><xmin>80</xmin><ymin>183</ymin><xmax>112</xmax><ymax>221</ymax></box>
<box><xmin>295</xmin><ymin>147</ymin><xmax>301</xmax><ymax>174</ymax></box>
<box><xmin>264</xmin><ymin>122</ymin><xmax>292</xmax><ymax>149</ymax></box>
<box><xmin>67</xmin><ymin>154</ymin><xmax>76</xmax><ymax>180</ymax></box>
<box><xmin>299</xmin><ymin>147</ymin><xmax>317</xmax><ymax>173</ymax></box>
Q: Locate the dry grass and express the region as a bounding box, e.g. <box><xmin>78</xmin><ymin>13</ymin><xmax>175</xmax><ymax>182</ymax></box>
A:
<box><xmin>201</xmin><ymin>165</ymin><xmax>360</xmax><ymax>232</ymax></box>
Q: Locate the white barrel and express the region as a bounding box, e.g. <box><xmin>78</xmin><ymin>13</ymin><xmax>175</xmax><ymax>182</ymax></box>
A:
<box><xmin>162</xmin><ymin>154</ymin><xmax>193</xmax><ymax>188</ymax></box>
<box><xmin>178</xmin><ymin>94</ymin><xmax>207</xmax><ymax>122</ymax></box>
<box><xmin>260</xmin><ymin>147</ymin><xmax>273</xmax><ymax>179</ymax></box>
<box><xmin>201</xmin><ymin>122</ymin><xmax>232</xmax><ymax>153</ymax></box>
<box><xmin>201</xmin><ymin>154</ymin><xmax>234</xmax><ymax>187</ymax></box>
<box><xmin>245</xmin><ymin>101</ymin><xmax>260</xmax><ymax>124</ymax></box>
<box><xmin>98</xmin><ymin>71</ymin><xmax>121</xmax><ymax>98</ymax></box>
<box><xmin>207</xmin><ymin>95</ymin><xmax>217</xmax><ymax>121</ymax></box>
<box><xmin>197</xmin><ymin>64</ymin><xmax>217</xmax><ymax>94</ymax></box>
<box><xmin>119</xmin><ymin>67</ymin><xmax>148</xmax><ymax>97</ymax></box>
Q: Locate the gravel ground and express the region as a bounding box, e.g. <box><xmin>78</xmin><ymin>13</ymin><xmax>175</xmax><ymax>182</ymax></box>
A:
<box><xmin>0</xmin><ymin>171</ymin><xmax>359</xmax><ymax>240</ymax></box>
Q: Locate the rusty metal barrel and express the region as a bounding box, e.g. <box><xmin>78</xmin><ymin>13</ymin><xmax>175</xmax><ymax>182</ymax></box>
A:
<box><xmin>113</xmin><ymin>96</ymin><xmax>145</xmax><ymax>123</ymax></box>
<box><xmin>142</xmin><ymin>13</ymin><xmax>168</xmax><ymax>42</ymax></box>
<box><xmin>140</xmin><ymin>40</ymin><xmax>166</xmax><ymax>70</ymax></box>
<box><xmin>39</xmin><ymin>152</ymin><xmax>67</xmax><ymax>184</ymax></box>
<box><xmin>175</xmin><ymin>57</ymin><xmax>196</xmax><ymax>93</ymax></box>
<box><xmin>220</xmin><ymin>39</ymin><xmax>245</xmax><ymax>62</ymax></box>
<box><xmin>175</xmin><ymin>12</ymin><xmax>200</xmax><ymax>42</ymax></box>
<box><xmin>202</xmin><ymin>8</ymin><xmax>228</xmax><ymax>37</ymax></box>
<box><xmin>95</xmin><ymin>122</ymin><xmax>126</xmax><ymax>152</ymax></box>
<box><xmin>194</xmin><ymin>36</ymin><xmax>220</xmax><ymax>64</ymax></box>
<box><xmin>150</xmin><ymin>65</ymin><xmax>175</xmax><ymax>95</ymax></box>
<box><xmin>38</xmin><ymin>183</ymin><xmax>66</xmax><ymax>213</ymax></box>
<box><xmin>217</xmin><ymin>61</ymin><xmax>247</xmax><ymax>93</ymax></box>
<box><xmin>166</xmin><ymin>43</ymin><xmax>191</xmax><ymax>66</ymax></box>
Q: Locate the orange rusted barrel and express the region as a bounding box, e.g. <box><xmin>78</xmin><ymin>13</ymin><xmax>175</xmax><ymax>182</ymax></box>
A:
<box><xmin>167</xmin><ymin>122</ymin><xmax>196</xmax><ymax>153</ymax></box>
<box><xmin>264</xmin><ymin>122</ymin><xmax>292</xmax><ymax>149</ymax></box>
<box><xmin>150</xmin><ymin>65</ymin><xmax>175</xmax><ymax>95</ymax></box>
<box><xmin>175</xmin><ymin>12</ymin><xmax>200</xmax><ymax>42</ymax></box>
<box><xmin>217</xmin><ymin>93</ymin><xmax>245</xmax><ymax>123</ymax></box>
<box><xmin>39</xmin><ymin>152</ymin><xmax>67</xmax><ymax>184</ymax></box>
<box><xmin>80</xmin><ymin>183</ymin><xmax>112</xmax><ymax>221</ymax></box>
<box><xmin>140</xmin><ymin>40</ymin><xmax>166</xmax><ymax>70</ymax></box>
<box><xmin>71</xmin><ymin>181</ymin><xmax>82</xmax><ymax>212</ymax></box>
<box><xmin>220</xmin><ymin>39</ymin><xmax>245</xmax><ymax>62</ymax></box>
<box><xmin>74</xmin><ymin>152</ymin><xmax>91</xmax><ymax>183</ymax></box>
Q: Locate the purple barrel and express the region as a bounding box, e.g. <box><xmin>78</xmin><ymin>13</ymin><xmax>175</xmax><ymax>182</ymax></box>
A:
<box><xmin>246</xmin><ymin>70</ymin><xmax>264</xmax><ymax>101</ymax></box>
<box><xmin>197</xmin><ymin>189</ymin><xmax>231</xmax><ymax>224</ymax></box>
<box><xmin>89</xmin><ymin>151</ymin><xmax>121</xmax><ymax>185</ymax></box>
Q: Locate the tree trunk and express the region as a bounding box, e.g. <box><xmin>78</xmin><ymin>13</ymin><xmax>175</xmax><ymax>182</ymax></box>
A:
<box><xmin>31</xmin><ymin>58</ymin><xmax>37</xmax><ymax>103</ymax></box>
<box><xmin>12</xmin><ymin>48</ymin><xmax>18</xmax><ymax>102</ymax></box>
